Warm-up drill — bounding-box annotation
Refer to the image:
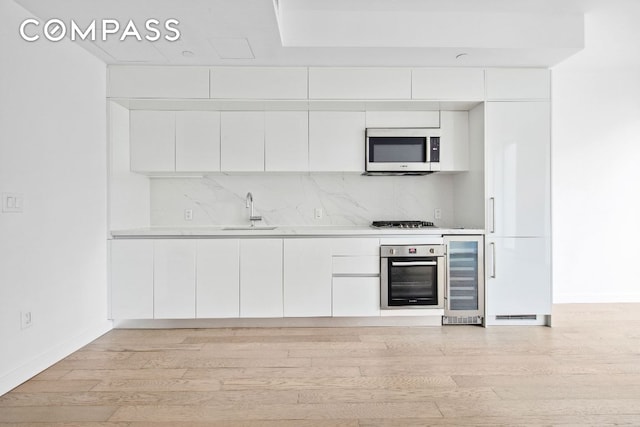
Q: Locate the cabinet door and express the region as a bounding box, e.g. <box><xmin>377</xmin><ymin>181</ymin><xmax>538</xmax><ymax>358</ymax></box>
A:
<box><xmin>332</xmin><ymin>277</ymin><xmax>381</xmax><ymax>317</ymax></box>
<box><xmin>265</xmin><ymin>111</ymin><xmax>309</xmax><ymax>172</ymax></box>
<box><xmin>309</xmin><ymin>111</ymin><xmax>365</xmax><ymax>172</ymax></box>
<box><xmin>176</xmin><ymin>111</ymin><xmax>221</xmax><ymax>172</ymax></box>
<box><xmin>196</xmin><ymin>239</ymin><xmax>240</xmax><ymax>318</ymax></box>
<box><xmin>486</xmin><ymin>102</ymin><xmax>551</xmax><ymax>237</ymax></box>
<box><xmin>211</xmin><ymin>67</ymin><xmax>308</xmax><ymax>99</ymax></box>
<box><xmin>485</xmin><ymin>68</ymin><xmax>550</xmax><ymax>100</ymax></box>
<box><xmin>130</xmin><ymin>110</ymin><xmax>175</xmax><ymax>172</ymax></box>
<box><xmin>309</xmin><ymin>68</ymin><xmax>411</xmax><ymax>99</ymax></box>
<box><xmin>283</xmin><ymin>239</ymin><xmax>332</xmax><ymax>317</ymax></box>
<box><xmin>412</xmin><ymin>68</ymin><xmax>485</xmax><ymax>100</ymax></box>
<box><xmin>108</xmin><ymin>66</ymin><xmax>210</xmax><ymax>99</ymax></box>
<box><xmin>240</xmin><ymin>239</ymin><xmax>283</xmax><ymax>318</ymax></box>
<box><xmin>486</xmin><ymin>237</ymin><xmax>551</xmax><ymax>316</ymax></box>
<box><xmin>153</xmin><ymin>240</ymin><xmax>196</xmax><ymax>319</ymax></box>
<box><xmin>110</xmin><ymin>240</ymin><xmax>153</xmax><ymax>319</ymax></box>
<box><xmin>220</xmin><ymin>112</ymin><xmax>265</xmax><ymax>172</ymax></box>
<box><xmin>439</xmin><ymin>111</ymin><xmax>469</xmax><ymax>172</ymax></box>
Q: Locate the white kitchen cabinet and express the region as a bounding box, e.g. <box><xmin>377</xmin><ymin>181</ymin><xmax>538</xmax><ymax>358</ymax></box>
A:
<box><xmin>283</xmin><ymin>239</ymin><xmax>332</xmax><ymax>317</ymax></box>
<box><xmin>210</xmin><ymin>67</ymin><xmax>308</xmax><ymax>99</ymax></box>
<box><xmin>108</xmin><ymin>66</ymin><xmax>210</xmax><ymax>99</ymax></box>
<box><xmin>486</xmin><ymin>102</ymin><xmax>551</xmax><ymax>237</ymax></box>
<box><xmin>110</xmin><ymin>240</ymin><xmax>154</xmax><ymax>319</ymax></box>
<box><xmin>175</xmin><ymin>111</ymin><xmax>220</xmax><ymax>172</ymax></box>
<box><xmin>485</xmin><ymin>237</ymin><xmax>551</xmax><ymax>316</ymax></box>
<box><xmin>332</xmin><ymin>277</ymin><xmax>381</xmax><ymax>317</ymax></box>
<box><xmin>331</xmin><ymin>238</ymin><xmax>380</xmax><ymax>256</ymax></box>
<box><xmin>240</xmin><ymin>239</ymin><xmax>283</xmax><ymax>318</ymax></box>
<box><xmin>130</xmin><ymin>110</ymin><xmax>175</xmax><ymax>172</ymax></box>
<box><xmin>221</xmin><ymin>112</ymin><xmax>265</xmax><ymax>172</ymax></box>
<box><xmin>485</xmin><ymin>68</ymin><xmax>550</xmax><ymax>100</ymax></box>
<box><xmin>309</xmin><ymin>111</ymin><xmax>365</xmax><ymax>172</ymax></box>
<box><xmin>412</xmin><ymin>68</ymin><xmax>485</xmax><ymax>100</ymax></box>
<box><xmin>309</xmin><ymin>68</ymin><xmax>411</xmax><ymax>99</ymax></box>
<box><xmin>365</xmin><ymin>111</ymin><xmax>440</xmax><ymax>128</ymax></box>
<box><xmin>196</xmin><ymin>239</ymin><xmax>240</xmax><ymax>318</ymax></box>
<box><xmin>265</xmin><ymin>111</ymin><xmax>309</xmax><ymax>172</ymax></box>
<box><xmin>439</xmin><ymin>111</ymin><xmax>469</xmax><ymax>172</ymax></box>
<box><xmin>153</xmin><ymin>240</ymin><xmax>196</xmax><ymax>319</ymax></box>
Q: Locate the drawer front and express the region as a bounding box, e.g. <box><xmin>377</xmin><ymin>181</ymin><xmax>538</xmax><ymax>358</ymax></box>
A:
<box><xmin>332</xmin><ymin>256</ymin><xmax>379</xmax><ymax>275</ymax></box>
<box><xmin>332</xmin><ymin>277</ymin><xmax>381</xmax><ymax>317</ymax></box>
<box><xmin>331</xmin><ymin>238</ymin><xmax>380</xmax><ymax>256</ymax></box>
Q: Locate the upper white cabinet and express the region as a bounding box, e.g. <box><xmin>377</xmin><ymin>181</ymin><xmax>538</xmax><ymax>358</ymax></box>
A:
<box><xmin>130</xmin><ymin>110</ymin><xmax>175</xmax><ymax>172</ymax></box>
<box><xmin>365</xmin><ymin>111</ymin><xmax>440</xmax><ymax>128</ymax></box>
<box><xmin>439</xmin><ymin>111</ymin><xmax>469</xmax><ymax>172</ymax></box>
<box><xmin>175</xmin><ymin>111</ymin><xmax>221</xmax><ymax>172</ymax></box>
<box><xmin>284</xmin><ymin>239</ymin><xmax>332</xmax><ymax>317</ymax></box>
<box><xmin>130</xmin><ymin>110</ymin><xmax>220</xmax><ymax>173</ymax></box>
<box><xmin>485</xmin><ymin>68</ymin><xmax>550</xmax><ymax>100</ymax></box>
<box><xmin>211</xmin><ymin>67</ymin><xmax>308</xmax><ymax>99</ymax></box>
<box><xmin>110</xmin><ymin>240</ymin><xmax>154</xmax><ymax>319</ymax></box>
<box><xmin>153</xmin><ymin>240</ymin><xmax>196</xmax><ymax>319</ymax></box>
<box><xmin>108</xmin><ymin>66</ymin><xmax>209</xmax><ymax>99</ymax></box>
<box><xmin>196</xmin><ymin>239</ymin><xmax>240</xmax><ymax>318</ymax></box>
<box><xmin>309</xmin><ymin>68</ymin><xmax>411</xmax><ymax>99</ymax></box>
<box><xmin>309</xmin><ymin>111</ymin><xmax>365</xmax><ymax>172</ymax></box>
<box><xmin>486</xmin><ymin>102</ymin><xmax>551</xmax><ymax>237</ymax></box>
<box><xmin>239</xmin><ymin>239</ymin><xmax>283</xmax><ymax>318</ymax></box>
<box><xmin>265</xmin><ymin>111</ymin><xmax>309</xmax><ymax>172</ymax></box>
<box><xmin>412</xmin><ymin>68</ymin><xmax>485</xmax><ymax>100</ymax></box>
<box><xmin>220</xmin><ymin>112</ymin><xmax>265</xmax><ymax>172</ymax></box>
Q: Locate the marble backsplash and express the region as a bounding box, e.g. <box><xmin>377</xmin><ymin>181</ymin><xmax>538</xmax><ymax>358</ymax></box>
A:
<box><xmin>150</xmin><ymin>174</ymin><xmax>455</xmax><ymax>227</ymax></box>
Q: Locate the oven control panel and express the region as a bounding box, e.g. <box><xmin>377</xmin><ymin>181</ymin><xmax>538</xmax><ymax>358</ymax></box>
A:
<box><xmin>381</xmin><ymin>245</ymin><xmax>445</xmax><ymax>257</ymax></box>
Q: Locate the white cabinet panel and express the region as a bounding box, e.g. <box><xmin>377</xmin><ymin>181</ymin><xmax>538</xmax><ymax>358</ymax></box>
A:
<box><xmin>486</xmin><ymin>237</ymin><xmax>551</xmax><ymax>316</ymax></box>
<box><xmin>332</xmin><ymin>256</ymin><xmax>379</xmax><ymax>275</ymax></box>
<box><xmin>265</xmin><ymin>111</ymin><xmax>309</xmax><ymax>172</ymax></box>
<box><xmin>309</xmin><ymin>68</ymin><xmax>411</xmax><ymax>99</ymax></box>
<box><xmin>176</xmin><ymin>111</ymin><xmax>220</xmax><ymax>172</ymax></box>
<box><xmin>284</xmin><ymin>239</ymin><xmax>332</xmax><ymax>317</ymax></box>
<box><xmin>486</xmin><ymin>102</ymin><xmax>551</xmax><ymax>237</ymax></box>
<box><xmin>196</xmin><ymin>239</ymin><xmax>240</xmax><ymax>318</ymax></box>
<box><xmin>365</xmin><ymin>111</ymin><xmax>439</xmax><ymax>128</ymax></box>
<box><xmin>412</xmin><ymin>68</ymin><xmax>485</xmax><ymax>100</ymax></box>
<box><xmin>221</xmin><ymin>112</ymin><xmax>265</xmax><ymax>172</ymax></box>
<box><xmin>332</xmin><ymin>277</ymin><xmax>381</xmax><ymax>317</ymax></box>
<box><xmin>110</xmin><ymin>240</ymin><xmax>154</xmax><ymax>319</ymax></box>
<box><xmin>153</xmin><ymin>240</ymin><xmax>196</xmax><ymax>319</ymax></box>
<box><xmin>240</xmin><ymin>239</ymin><xmax>283</xmax><ymax>318</ymax></box>
<box><xmin>108</xmin><ymin>66</ymin><xmax>210</xmax><ymax>99</ymax></box>
<box><xmin>485</xmin><ymin>68</ymin><xmax>550</xmax><ymax>100</ymax></box>
<box><xmin>130</xmin><ymin>110</ymin><xmax>175</xmax><ymax>172</ymax></box>
<box><xmin>439</xmin><ymin>111</ymin><xmax>469</xmax><ymax>172</ymax></box>
<box><xmin>211</xmin><ymin>67</ymin><xmax>308</xmax><ymax>99</ymax></box>
<box><xmin>309</xmin><ymin>111</ymin><xmax>365</xmax><ymax>172</ymax></box>
<box><xmin>331</xmin><ymin>238</ymin><xmax>380</xmax><ymax>256</ymax></box>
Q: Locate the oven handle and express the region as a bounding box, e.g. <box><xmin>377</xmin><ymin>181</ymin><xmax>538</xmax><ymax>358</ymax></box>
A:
<box><xmin>391</xmin><ymin>261</ymin><xmax>437</xmax><ymax>267</ymax></box>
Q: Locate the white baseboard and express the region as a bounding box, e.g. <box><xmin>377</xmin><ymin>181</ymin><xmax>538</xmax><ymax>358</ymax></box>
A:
<box><xmin>0</xmin><ymin>320</ymin><xmax>113</xmax><ymax>396</ymax></box>
<box><xmin>554</xmin><ymin>293</ymin><xmax>640</xmax><ymax>304</ymax></box>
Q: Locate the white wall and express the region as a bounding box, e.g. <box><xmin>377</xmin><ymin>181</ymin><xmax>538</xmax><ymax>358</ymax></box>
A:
<box><xmin>0</xmin><ymin>1</ymin><xmax>110</xmax><ymax>394</ymax></box>
<box><xmin>552</xmin><ymin>2</ymin><xmax>640</xmax><ymax>302</ymax></box>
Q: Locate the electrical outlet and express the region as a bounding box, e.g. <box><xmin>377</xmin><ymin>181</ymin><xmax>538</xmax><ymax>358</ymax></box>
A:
<box><xmin>21</xmin><ymin>311</ymin><xmax>32</xmax><ymax>329</ymax></box>
<box><xmin>434</xmin><ymin>208</ymin><xmax>442</xmax><ymax>220</ymax></box>
<box><xmin>314</xmin><ymin>207</ymin><xmax>323</xmax><ymax>219</ymax></box>
<box><xmin>184</xmin><ymin>209</ymin><xmax>193</xmax><ymax>221</ymax></box>
<box><xmin>2</xmin><ymin>193</ymin><xmax>24</xmax><ymax>213</ymax></box>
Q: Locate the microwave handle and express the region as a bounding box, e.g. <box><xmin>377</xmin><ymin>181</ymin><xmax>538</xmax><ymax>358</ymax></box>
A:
<box><xmin>391</xmin><ymin>261</ymin><xmax>437</xmax><ymax>267</ymax></box>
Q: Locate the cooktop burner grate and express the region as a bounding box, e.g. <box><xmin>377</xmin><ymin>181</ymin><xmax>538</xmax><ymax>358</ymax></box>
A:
<box><xmin>371</xmin><ymin>220</ymin><xmax>435</xmax><ymax>229</ymax></box>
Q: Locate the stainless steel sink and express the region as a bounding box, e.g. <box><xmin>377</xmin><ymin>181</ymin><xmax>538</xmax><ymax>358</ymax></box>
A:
<box><xmin>222</xmin><ymin>226</ymin><xmax>278</xmax><ymax>231</ymax></box>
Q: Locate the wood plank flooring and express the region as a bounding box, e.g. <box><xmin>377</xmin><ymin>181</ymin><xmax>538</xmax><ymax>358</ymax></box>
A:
<box><xmin>2</xmin><ymin>303</ymin><xmax>640</xmax><ymax>425</ymax></box>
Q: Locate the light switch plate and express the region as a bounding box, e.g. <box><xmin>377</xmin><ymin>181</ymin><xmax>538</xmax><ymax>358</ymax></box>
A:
<box><xmin>2</xmin><ymin>193</ymin><xmax>24</xmax><ymax>213</ymax></box>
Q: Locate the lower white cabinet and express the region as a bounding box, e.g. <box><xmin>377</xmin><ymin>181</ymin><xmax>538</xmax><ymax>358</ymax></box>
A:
<box><xmin>110</xmin><ymin>240</ymin><xmax>154</xmax><ymax>319</ymax></box>
<box><xmin>240</xmin><ymin>239</ymin><xmax>283</xmax><ymax>318</ymax></box>
<box><xmin>486</xmin><ymin>237</ymin><xmax>551</xmax><ymax>316</ymax></box>
<box><xmin>332</xmin><ymin>277</ymin><xmax>381</xmax><ymax>317</ymax></box>
<box><xmin>196</xmin><ymin>239</ymin><xmax>240</xmax><ymax>318</ymax></box>
<box><xmin>283</xmin><ymin>239</ymin><xmax>332</xmax><ymax>317</ymax></box>
<box><xmin>153</xmin><ymin>240</ymin><xmax>196</xmax><ymax>319</ymax></box>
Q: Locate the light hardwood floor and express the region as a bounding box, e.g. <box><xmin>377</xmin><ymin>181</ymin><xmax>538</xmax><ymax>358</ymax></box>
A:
<box><xmin>1</xmin><ymin>303</ymin><xmax>640</xmax><ymax>426</ymax></box>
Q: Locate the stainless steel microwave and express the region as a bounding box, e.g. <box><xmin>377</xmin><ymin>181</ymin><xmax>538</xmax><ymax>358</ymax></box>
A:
<box><xmin>364</xmin><ymin>128</ymin><xmax>440</xmax><ymax>175</ymax></box>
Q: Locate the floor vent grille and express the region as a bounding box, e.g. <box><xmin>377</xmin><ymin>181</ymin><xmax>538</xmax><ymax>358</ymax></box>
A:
<box><xmin>496</xmin><ymin>314</ymin><xmax>537</xmax><ymax>321</ymax></box>
<box><xmin>442</xmin><ymin>315</ymin><xmax>483</xmax><ymax>325</ymax></box>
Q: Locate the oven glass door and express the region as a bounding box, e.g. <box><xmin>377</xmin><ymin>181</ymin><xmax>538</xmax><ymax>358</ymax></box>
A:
<box><xmin>387</xmin><ymin>257</ymin><xmax>439</xmax><ymax>306</ymax></box>
<box><xmin>368</xmin><ymin>137</ymin><xmax>427</xmax><ymax>163</ymax></box>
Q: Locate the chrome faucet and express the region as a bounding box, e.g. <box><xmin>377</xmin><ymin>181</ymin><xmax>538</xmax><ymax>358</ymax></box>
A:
<box><xmin>245</xmin><ymin>192</ymin><xmax>262</xmax><ymax>227</ymax></box>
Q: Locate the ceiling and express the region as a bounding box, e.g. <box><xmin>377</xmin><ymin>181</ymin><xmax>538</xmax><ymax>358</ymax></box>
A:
<box><xmin>13</xmin><ymin>0</ymin><xmax>614</xmax><ymax>67</ymax></box>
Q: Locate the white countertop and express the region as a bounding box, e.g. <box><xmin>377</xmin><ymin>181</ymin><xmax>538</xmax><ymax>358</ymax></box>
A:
<box><xmin>110</xmin><ymin>225</ymin><xmax>484</xmax><ymax>238</ymax></box>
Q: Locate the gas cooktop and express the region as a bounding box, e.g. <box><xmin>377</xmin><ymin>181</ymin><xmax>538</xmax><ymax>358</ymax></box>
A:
<box><xmin>371</xmin><ymin>220</ymin><xmax>436</xmax><ymax>229</ymax></box>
